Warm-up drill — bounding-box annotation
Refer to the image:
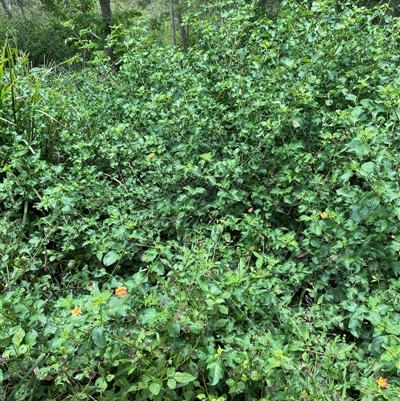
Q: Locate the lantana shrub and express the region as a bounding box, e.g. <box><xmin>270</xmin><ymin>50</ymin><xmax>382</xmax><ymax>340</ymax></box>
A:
<box><xmin>2</xmin><ymin>0</ymin><xmax>400</xmax><ymax>399</ymax></box>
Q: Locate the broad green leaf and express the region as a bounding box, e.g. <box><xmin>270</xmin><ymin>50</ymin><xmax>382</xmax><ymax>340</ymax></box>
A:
<box><xmin>188</xmin><ymin>321</ymin><xmax>204</xmax><ymax>334</ymax></box>
<box><xmin>95</xmin><ymin>377</ymin><xmax>107</xmax><ymax>392</ymax></box>
<box><xmin>168</xmin><ymin>323</ymin><xmax>180</xmax><ymax>337</ymax></box>
<box><xmin>140</xmin><ymin>308</ymin><xmax>158</xmax><ymax>325</ymax></box>
<box><xmin>12</xmin><ymin>327</ymin><xmax>25</xmax><ymax>347</ymax></box>
<box><xmin>174</xmin><ymin>372</ymin><xmax>196</xmax><ymax>383</ymax></box>
<box><xmin>267</xmin><ymin>357</ymin><xmax>282</xmax><ymax>369</ymax></box>
<box><xmin>92</xmin><ymin>327</ymin><xmax>107</xmax><ymax>348</ymax></box>
<box><xmin>103</xmin><ymin>251</ymin><xmax>120</xmax><ymax>266</ymax></box>
<box><xmin>350</xmin><ymin>207</ymin><xmax>362</xmax><ymax>222</ymax></box>
<box><xmin>167</xmin><ymin>379</ymin><xmax>176</xmax><ymax>389</ymax></box>
<box><xmin>25</xmin><ymin>330</ymin><xmax>38</xmax><ymax>346</ymax></box>
<box><xmin>311</xmin><ymin>223</ymin><xmax>322</xmax><ymax>236</ymax></box>
<box><xmin>208</xmin><ymin>360</ymin><xmax>224</xmax><ymax>385</ymax></box>
<box><xmin>213</xmin><ymin>319</ymin><xmax>229</xmax><ymax>329</ymax></box>
<box><xmin>347</xmin><ymin>139</ymin><xmax>370</xmax><ymax>157</ymax></box>
<box><xmin>217</xmin><ymin>305</ymin><xmax>229</xmax><ymax>314</ymax></box>
<box><xmin>360</xmin><ymin>162</ymin><xmax>375</xmax><ymax>173</ymax></box>
<box><xmin>149</xmin><ymin>382</ymin><xmax>161</xmax><ymax>395</ymax></box>
<box><xmin>142</xmin><ymin>248</ymin><xmax>158</xmax><ymax>262</ymax></box>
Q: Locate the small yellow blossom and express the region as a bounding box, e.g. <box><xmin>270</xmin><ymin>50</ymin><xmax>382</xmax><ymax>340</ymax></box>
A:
<box><xmin>148</xmin><ymin>153</ymin><xmax>155</xmax><ymax>159</ymax></box>
<box><xmin>376</xmin><ymin>377</ymin><xmax>389</xmax><ymax>388</ymax></box>
<box><xmin>115</xmin><ymin>286</ymin><xmax>127</xmax><ymax>298</ymax></box>
<box><xmin>71</xmin><ymin>307</ymin><xmax>82</xmax><ymax>317</ymax></box>
<box><xmin>320</xmin><ymin>212</ymin><xmax>329</xmax><ymax>219</ymax></box>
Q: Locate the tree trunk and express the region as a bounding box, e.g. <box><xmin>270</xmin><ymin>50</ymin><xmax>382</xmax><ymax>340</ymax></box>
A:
<box><xmin>169</xmin><ymin>0</ymin><xmax>176</xmax><ymax>48</ymax></box>
<box><xmin>98</xmin><ymin>0</ymin><xmax>116</xmax><ymax>69</ymax></box>
<box><xmin>99</xmin><ymin>0</ymin><xmax>112</xmax><ymax>35</ymax></box>
<box><xmin>0</xmin><ymin>0</ymin><xmax>12</xmax><ymax>19</ymax></box>
<box><xmin>176</xmin><ymin>10</ymin><xmax>188</xmax><ymax>50</ymax></box>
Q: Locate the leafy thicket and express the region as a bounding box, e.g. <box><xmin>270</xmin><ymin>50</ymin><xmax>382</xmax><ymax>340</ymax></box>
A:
<box><xmin>2</xmin><ymin>1</ymin><xmax>400</xmax><ymax>400</ymax></box>
<box><xmin>0</xmin><ymin>8</ymin><xmax>143</xmax><ymax>67</ymax></box>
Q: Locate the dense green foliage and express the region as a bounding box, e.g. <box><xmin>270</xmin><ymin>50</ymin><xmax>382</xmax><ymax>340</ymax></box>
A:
<box><xmin>2</xmin><ymin>0</ymin><xmax>400</xmax><ymax>400</ymax></box>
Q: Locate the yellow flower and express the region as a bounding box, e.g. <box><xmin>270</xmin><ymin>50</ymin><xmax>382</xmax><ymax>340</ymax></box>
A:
<box><xmin>320</xmin><ymin>212</ymin><xmax>329</xmax><ymax>219</ymax></box>
<box><xmin>115</xmin><ymin>286</ymin><xmax>127</xmax><ymax>298</ymax></box>
<box><xmin>71</xmin><ymin>307</ymin><xmax>82</xmax><ymax>317</ymax></box>
<box><xmin>376</xmin><ymin>377</ymin><xmax>389</xmax><ymax>388</ymax></box>
<box><xmin>148</xmin><ymin>153</ymin><xmax>155</xmax><ymax>159</ymax></box>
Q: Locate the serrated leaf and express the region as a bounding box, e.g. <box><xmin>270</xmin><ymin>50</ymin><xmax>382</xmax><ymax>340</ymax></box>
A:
<box><xmin>174</xmin><ymin>372</ymin><xmax>196</xmax><ymax>383</ymax></box>
<box><xmin>103</xmin><ymin>251</ymin><xmax>120</xmax><ymax>266</ymax></box>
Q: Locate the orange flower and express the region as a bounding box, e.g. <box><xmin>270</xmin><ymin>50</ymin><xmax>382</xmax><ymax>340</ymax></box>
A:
<box><xmin>148</xmin><ymin>153</ymin><xmax>155</xmax><ymax>159</ymax></box>
<box><xmin>376</xmin><ymin>377</ymin><xmax>389</xmax><ymax>388</ymax></box>
<box><xmin>115</xmin><ymin>286</ymin><xmax>127</xmax><ymax>298</ymax></box>
<box><xmin>71</xmin><ymin>307</ymin><xmax>82</xmax><ymax>317</ymax></box>
<box><xmin>320</xmin><ymin>212</ymin><xmax>329</xmax><ymax>219</ymax></box>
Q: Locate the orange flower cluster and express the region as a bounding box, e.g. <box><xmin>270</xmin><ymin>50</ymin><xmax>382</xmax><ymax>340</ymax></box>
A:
<box><xmin>71</xmin><ymin>307</ymin><xmax>82</xmax><ymax>317</ymax></box>
<box><xmin>115</xmin><ymin>286</ymin><xmax>127</xmax><ymax>298</ymax></box>
<box><xmin>376</xmin><ymin>377</ymin><xmax>389</xmax><ymax>388</ymax></box>
<box><xmin>320</xmin><ymin>212</ymin><xmax>329</xmax><ymax>219</ymax></box>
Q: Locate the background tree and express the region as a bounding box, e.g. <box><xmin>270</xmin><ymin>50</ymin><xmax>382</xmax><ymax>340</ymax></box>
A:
<box><xmin>0</xmin><ymin>0</ymin><xmax>13</xmax><ymax>18</ymax></box>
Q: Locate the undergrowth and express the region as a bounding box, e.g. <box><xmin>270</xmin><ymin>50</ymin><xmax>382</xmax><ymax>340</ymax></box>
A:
<box><xmin>1</xmin><ymin>1</ymin><xmax>400</xmax><ymax>400</ymax></box>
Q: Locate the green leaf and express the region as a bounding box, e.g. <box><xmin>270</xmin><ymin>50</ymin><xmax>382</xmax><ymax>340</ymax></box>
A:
<box><xmin>142</xmin><ymin>248</ymin><xmax>159</xmax><ymax>262</ymax></box>
<box><xmin>310</xmin><ymin>223</ymin><xmax>322</xmax><ymax>236</ymax></box>
<box><xmin>253</xmin><ymin>251</ymin><xmax>263</xmax><ymax>269</ymax></box>
<box><xmin>347</xmin><ymin>139</ymin><xmax>370</xmax><ymax>157</ymax></box>
<box><xmin>149</xmin><ymin>382</ymin><xmax>161</xmax><ymax>395</ymax></box>
<box><xmin>168</xmin><ymin>323</ymin><xmax>180</xmax><ymax>337</ymax></box>
<box><xmin>95</xmin><ymin>377</ymin><xmax>107</xmax><ymax>392</ymax></box>
<box><xmin>140</xmin><ymin>308</ymin><xmax>158</xmax><ymax>325</ymax></box>
<box><xmin>217</xmin><ymin>305</ymin><xmax>229</xmax><ymax>314</ymax></box>
<box><xmin>351</xmin><ymin>194</ymin><xmax>381</xmax><ymax>221</ymax></box>
<box><xmin>92</xmin><ymin>327</ymin><xmax>107</xmax><ymax>348</ymax></box>
<box><xmin>213</xmin><ymin>319</ymin><xmax>229</xmax><ymax>329</ymax></box>
<box><xmin>267</xmin><ymin>357</ymin><xmax>282</xmax><ymax>369</ymax></box>
<box><xmin>12</xmin><ymin>327</ymin><xmax>25</xmax><ymax>348</ymax></box>
<box><xmin>360</xmin><ymin>162</ymin><xmax>375</xmax><ymax>173</ymax></box>
<box><xmin>25</xmin><ymin>330</ymin><xmax>38</xmax><ymax>346</ymax></box>
<box><xmin>103</xmin><ymin>251</ymin><xmax>120</xmax><ymax>266</ymax></box>
<box><xmin>350</xmin><ymin>207</ymin><xmax>362</xmax><ymax>222</ymax></box>
<box><xmin>167</xmin><ymin>379</ymin><xmax>176</xmax><ymax>389</ymax></box>
<box><xmin>370</xmin><ymin>336</ymin><xmax>386</xmax><ymax>357</ymax></box>
<box><xmin>174</xmin><ymin>372</ymin><xmax>196</xmax><ymax>383</ymax></box>
<box><xmin>208</xmin><ymin>360</ymin><xmax>224</xmax><ymax>385</ymax></box>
